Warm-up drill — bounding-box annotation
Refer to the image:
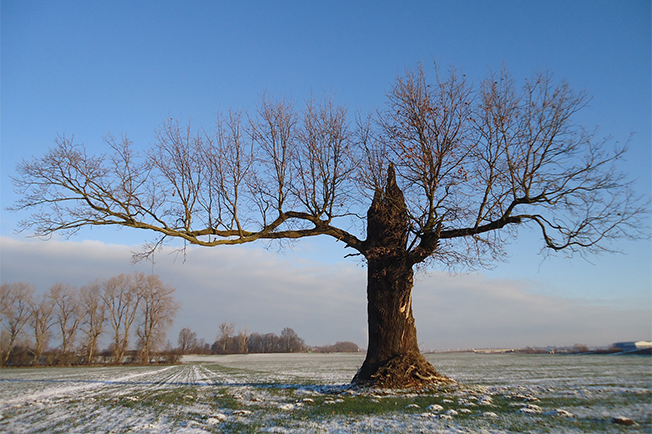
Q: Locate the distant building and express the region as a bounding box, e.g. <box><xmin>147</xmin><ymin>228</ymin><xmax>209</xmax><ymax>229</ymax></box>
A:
<box><xmin>613</xmin><ymin>341</ymin><xmax>652</xmax><ymax>352</ymax></box>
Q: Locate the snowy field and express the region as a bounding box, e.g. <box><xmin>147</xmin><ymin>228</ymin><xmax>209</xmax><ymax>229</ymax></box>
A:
<box><xmin>0</xmin><ymin>353</ymin><xmax>650</xmax><ymax>433</ymax></box>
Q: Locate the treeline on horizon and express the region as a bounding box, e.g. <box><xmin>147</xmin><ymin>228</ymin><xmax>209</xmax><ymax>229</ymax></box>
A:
<box><xmin>177</xmin><ymin>323</ymin><xmax>362</xmax><ymax>356</ymax></box>
<box><xmin>433</xmin><ymin>343</ymin><xmax>635</xmax><ymax>355</ymax></box>
<box><xmin>516</xmin><ymin>344</ymin><xmax>631</xmax><ymax>355</ymax></box>
<box><xmin>1</xmin><ymin>273</ymin><xmax>179</xmax><ymax>368</ymax></box>
<box><xmin>1</xmin><ymin>276</ymin><xmax>362</xmax><ymax>368</ymax></box>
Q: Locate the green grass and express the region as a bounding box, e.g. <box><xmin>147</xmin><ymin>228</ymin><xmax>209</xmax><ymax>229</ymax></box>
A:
<box><xmin>84</xmin><ymin>381</ymin><xmax>651</xmax><ymax>433</ymax></box>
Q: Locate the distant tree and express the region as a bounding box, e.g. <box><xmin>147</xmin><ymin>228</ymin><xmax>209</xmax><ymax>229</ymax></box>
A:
<box><xmin>314</xmin><ymin>341</ymin><xmax>361</xmax><ymax>353</ymax></box>
<box><xmin>210</xmin><ymin>324</ymin><xmax>249</xmax><ymax>354</ymax></box>
<box><xmin>228</xmin><ymin>331</ymin><xmax>247</xmax><ymax>355</ymax></box>
<box><xmin>215</xmin><ymin>322</ymin><xmax>235</xmax><ymax>354</ymax></box>
<box><xmin>244</xmin><ymin>328</ymin><xmax>307</xmax><ymax>354</ymax></box>
<box><xmin>0</xmin><ymin>283</ymin><xmax>34</xmax><ymax>367</ymax></box>
<box><xmin>280</xmin><ymin>327</ymin><xmax>305</xmax><ymax>353</ymax></box>
<box><xmin>48</xmin><ymin>283</ymin><xmax>82</xmax><ymax>364</ymax></box>
<box><xmin>177</xmin><ymin>327</ymin><xmax>197</xmax><ymax>355</ymax></box>
<box><xmin>572</xmin><ymin>344</ymin><xmax>590</xmax><ymax>354</ymax></box>
<box><xmin>79</xmin><ymin>282</ymin><xmax>107</xmax><ymax>365</ymax></box>
<box><xmin>196</xmin><ymin>338</ymin><xmax>211</xmax><ymax>354</ymax></box>
<box><xmin>246</xmin><ymin>332</ymin><xmax>265</xmax><ymax>354</ymax></box>
<box><xmin>10</xmin><ymin>64</ymin><xmax>648</xmax><ymax>386</ymax></box>
<box><xmin>266</xmin><ymin>332</ymin><xmax>279</xmax><ymax>353</ymax></box>
<box><xmin>235</xmin><ymin>326</ymin><xmax>249</xmax><ymax>354</ymax></box>
<box><xmin>136</xmin><ymin>275</ymin><xmax>179</xmax><ymax>364</ymax></box>
<box><xmin>102</xmin><ymin>273</ymin><xmax>142</xmax><ymax>364</ymax></box>
<box><xmin>29</xmin><ymin>293</ymin><xmax>55</xmax><ymax>365</ymax></box>
<box><xmin>160</xmin><ymin>340</ymin><xmax>181</xmax><ymax>364</ymax></box>
<box><xmin>334</xmin><ymin>341</ymin><xmax>361</xmax><ymax>352</ymax></box>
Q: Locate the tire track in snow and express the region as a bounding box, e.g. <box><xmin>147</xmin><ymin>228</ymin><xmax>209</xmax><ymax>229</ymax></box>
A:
<box><xmin>0</xmin><ymin>365</ymin><xmax>178</xmax><ymax>408</ymax></box>
<box><xmin>0</xmin><ymin>363</ymin><xmax>256</xmax><ymax>433</ymax></box>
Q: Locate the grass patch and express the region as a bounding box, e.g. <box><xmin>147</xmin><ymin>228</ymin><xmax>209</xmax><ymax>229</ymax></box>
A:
<box><xmin>218</xmin><ymin>420</ymin><xmax>269</xmax><ymax>434</ymax></box>
<box><xmin>304</xmin><ymin>393</ymin><xmax>456</xmax><ymax>417</ymax></box>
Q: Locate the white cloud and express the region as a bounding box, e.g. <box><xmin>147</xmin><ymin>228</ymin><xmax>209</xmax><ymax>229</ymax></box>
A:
<box><xmin>412</xmin><ymin>272</ymin><xmax>651</xmax><ymax>349</ymax></box>
<box><xmin>1</xmin><ymin>236</ymin><xmax>649</xmax><ymax>350</ymax></box>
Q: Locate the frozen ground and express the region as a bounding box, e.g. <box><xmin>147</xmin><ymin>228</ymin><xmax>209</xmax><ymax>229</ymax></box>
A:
<box><xmin>0</xmin><ymin>353</ymin><xmax>650</xmax><ymax>433</ymax></box>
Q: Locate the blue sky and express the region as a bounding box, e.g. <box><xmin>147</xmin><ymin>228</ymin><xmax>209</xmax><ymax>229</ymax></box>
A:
<box><xmin>1</xmin><ymin>1</ymin><xmax>650</xmax><ymax>349</ymax></box>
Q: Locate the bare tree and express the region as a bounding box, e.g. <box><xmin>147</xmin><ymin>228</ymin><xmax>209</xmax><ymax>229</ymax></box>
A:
<box><xmin>0</xmin><ymin>283</ymin><xmax>34</xmax><ymax>366</ymax></box>
<box><xmin>196</xmin><ymin>338</ymin><xmax>210</xmax><ymax>354</ymax></box>
<box><xmin>48</xmin><ymin>283</ymin><xmax>82</xmax><ymax>364</ymax></box>
<box><xmin>177</xmin><ymin>327</ymin><xmax>197</xmax><ymax>354</ymax></box>
<box><xmin>29</xmin><ymin>294</ymin><xmax>55</xmax><ymax>365</ymax></box>
<box><xmin>136</xmin><ymin>275</ymin><xmax>179</xmax><ymax>364</ymax></box>
<box><xmin>280</xmin><ymin>327</ymin><xmax>305</xmax><ymax>353</ymax></box>
<box><xmin>79</xmin><ymin>282</ymin><xmax>107</xmax><ymax>364</ymax></box>
<box><xmin>102</xmin><ymin>273</ymin><xmax>142</xmax><ymax>364</ymax></box>
<box><xmin>10</xmin><ymin>65</ymin><xmax>648</xmax><ymax>386</ymax></box>
<box><xmin>237</xmin><ymin>325</ymin><xmax>249</xmax><ymax>354</ymax></box>
<box><xmin>245</xmin><ymin>328</ymin><xmax>306</xmax><ymax>354</ymax></box>
<box><xmin>215</xmin><ymin>322</ymin><xmax>235</xmax><ymax>354</ymax></box>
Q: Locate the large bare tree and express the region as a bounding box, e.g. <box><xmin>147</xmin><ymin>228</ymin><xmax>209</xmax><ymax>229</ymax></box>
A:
<box><xmin>10</xmin><ymin>65</ymin><xmax>647</xmax><ymax>386</ymax></box>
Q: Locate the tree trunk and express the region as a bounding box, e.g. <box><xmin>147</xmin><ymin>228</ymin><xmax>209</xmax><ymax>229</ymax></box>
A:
<box><xmin>86</xmin><ymin>340</ymin><xmax>96</xmax><ymax>366</ymax></box>
<box><xmin>352</xmin><ymin>165</ymin><xmax>452</xmax><ymax>388</ymax></box>
<box><xmin>1</xmin><ymin>335</ymin><xmax>18</xmax><ymax>367</ymax></box>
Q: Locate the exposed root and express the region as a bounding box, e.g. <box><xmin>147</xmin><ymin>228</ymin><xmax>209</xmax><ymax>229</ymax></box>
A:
<box><xmin>352</xmin><ymin>352</ymin><xmax>455</xmax><ymax>389</ymax></box>
<box><xmin>413</xmin><ymin>370</ymin><xmax>439</xmax><ymax>381</ymax></box>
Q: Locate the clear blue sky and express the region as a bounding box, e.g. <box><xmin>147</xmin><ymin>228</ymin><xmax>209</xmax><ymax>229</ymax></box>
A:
<box><xmin>1</xmin><ymin>1</ymin><xmax>650</xmax><ymax>349</ymax></box>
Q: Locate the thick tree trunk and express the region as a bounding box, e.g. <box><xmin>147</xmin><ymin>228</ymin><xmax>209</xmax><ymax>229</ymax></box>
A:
<box><xmin>352</xmin><ymin>166</ymin><xmax>452</xmax><ymax>388</ymax></box>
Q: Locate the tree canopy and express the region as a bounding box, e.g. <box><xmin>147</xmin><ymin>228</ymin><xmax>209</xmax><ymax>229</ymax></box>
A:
<box><xmin>11</xmin><ymin>65</ymin><xmax>647</xmax><ymax>269</ymax></box>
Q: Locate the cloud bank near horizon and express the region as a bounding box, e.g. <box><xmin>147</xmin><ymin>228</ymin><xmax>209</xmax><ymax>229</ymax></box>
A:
<box><xmin>1</xmin><ymin>236</ymin><xmax>649</xmax><ymax>350</ymax></box>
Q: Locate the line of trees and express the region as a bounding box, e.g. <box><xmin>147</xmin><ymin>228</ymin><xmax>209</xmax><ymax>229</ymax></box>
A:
<box><xmin>177</xmin><ymin>323</ymin><xmax>307</xmax><ymax>355</ymax></box>
<box><xmin>516</xmin><ymin>344</ymin><xmax>622</xmax><ymax>355</ymax></box>
<box><xmin>177</xmin><ymin>323</ymin><xmax>361</xmax><ymax>355</ymax></box>
<box><xmin>247</xmin><ymin>327</ymin><xmax>306</xmax><ymax>354</ymax></box>
<box><xmin>0</xmin><ymin>272</ymin><xmax>179</xmax><ymax>367</ymax></box>
<box><xmin>312</xmin><ymin>341</ymin><xmax>362</xmax><ymax>353</ymax></box>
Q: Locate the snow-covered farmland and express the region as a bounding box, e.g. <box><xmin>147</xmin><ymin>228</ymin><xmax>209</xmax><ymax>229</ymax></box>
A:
<box><xmin>0</xmin><ymin>353</ymin><xmax>650</xmax><ymax>433</ymax></box>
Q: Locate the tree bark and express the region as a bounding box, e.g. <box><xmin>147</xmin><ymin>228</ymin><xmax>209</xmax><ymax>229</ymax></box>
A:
<box><xmin>353</xmin><ymin>165</ymin><xmax>452</xmax><ymax>388</ymax></box>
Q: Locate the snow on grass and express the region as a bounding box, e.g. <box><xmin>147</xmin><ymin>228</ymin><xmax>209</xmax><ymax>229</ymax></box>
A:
<box><xmin>0</xmin><ymin>353</ymin><xmax>650</xmax><ymax>433</ymax></box>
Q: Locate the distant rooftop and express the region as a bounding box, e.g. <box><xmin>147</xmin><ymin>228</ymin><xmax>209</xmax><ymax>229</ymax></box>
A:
<box><xmin>613</xmin><ymin>341</ymin><xmax>652</xmax><ymax>351</ymax></box>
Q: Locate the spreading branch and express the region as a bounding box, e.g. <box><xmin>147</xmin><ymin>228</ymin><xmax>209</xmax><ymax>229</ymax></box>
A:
<box><xmin>10</xmin><ymin>66</ymin><xmax>648</xmax><ymax>269</ymax></box>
